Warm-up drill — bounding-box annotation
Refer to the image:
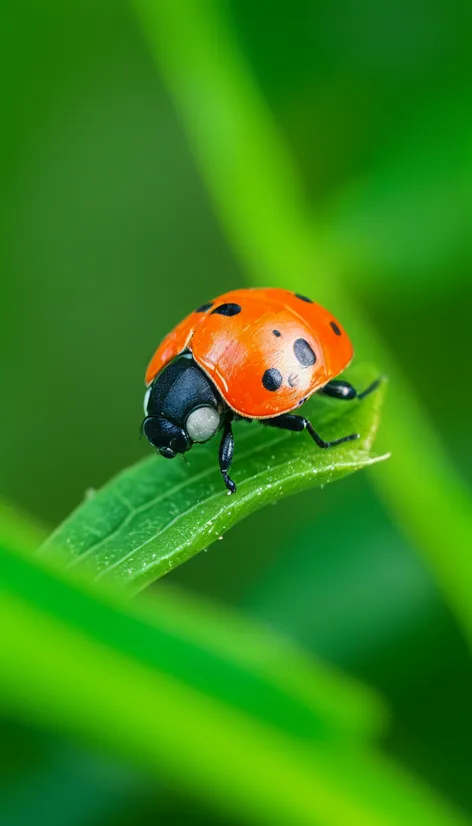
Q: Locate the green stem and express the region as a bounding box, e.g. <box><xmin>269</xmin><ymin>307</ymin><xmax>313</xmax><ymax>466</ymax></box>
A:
<box><xmin>133</xmin><ymin>0</ymin><xmax>472</xmax><ymax>643</ymax></box>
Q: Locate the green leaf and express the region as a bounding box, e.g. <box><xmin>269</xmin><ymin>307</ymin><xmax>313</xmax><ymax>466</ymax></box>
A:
<box><xmin>0</xmin><ymin>540</ymin><xmax>468</xmax><ymax>826</ymax></box>
<box><xmin>40</xmin><ymin>365</ymin><xmax>387</xmax><ymax>593</ymax></box>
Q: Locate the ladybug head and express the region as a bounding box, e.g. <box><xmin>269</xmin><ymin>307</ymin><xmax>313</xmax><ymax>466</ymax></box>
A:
<box><xmin>142</xmin><ymin>354</ymin><xmax>223</xmax><ymax>459</ymax></box>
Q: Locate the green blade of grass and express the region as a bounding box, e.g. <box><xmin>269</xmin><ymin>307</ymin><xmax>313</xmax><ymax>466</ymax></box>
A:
<box><xmin>0</xmin><ymin>541</ymin><xmax>468</xmax><ymax>826</ymax></box>
<box><xmin>133</xmin><ymin>0</ymin><xmax>472</xmax><ymax>645</ymax></box>
<box><xmin>6</xmin><ymin>537</ymin><xmax>383</xmax><ymax>745</ymax></box>
<box><xmin>129</xmin><ymin>582</ymin><xmax>387</xmax><ymax>742</ymax></box>
<box><xmin>5</xmin><ymin>506</ymin><xmax>388</xmax><ymax>746</ymax></box>
<box><xmin>40</xmin><ymin>365</ymin><xmax>386</xmax><ymax>592</ymax></box>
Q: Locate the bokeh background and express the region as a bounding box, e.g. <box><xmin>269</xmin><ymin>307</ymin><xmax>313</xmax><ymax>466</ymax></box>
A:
<box><xmin>1</xmin><ymin>0</ymin><xmax>472</xmax><ymax>824</ymax></box>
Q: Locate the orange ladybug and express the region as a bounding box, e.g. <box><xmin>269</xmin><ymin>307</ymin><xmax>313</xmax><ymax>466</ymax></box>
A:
<box><xmin>143</xmin><ymin>288</ymin><xmax>379</xmax><ymax>493</ymax></box>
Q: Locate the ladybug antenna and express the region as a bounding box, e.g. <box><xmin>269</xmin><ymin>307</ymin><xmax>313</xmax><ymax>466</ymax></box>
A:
<box><xmin>181</xmin><ymin>454</ymin><xmax>189</xmax><ymax>465</ymax></box>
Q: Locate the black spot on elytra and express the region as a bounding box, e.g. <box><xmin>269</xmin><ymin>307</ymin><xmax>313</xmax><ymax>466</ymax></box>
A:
<box><xmin>297</xmin><ymin>396</ymin><xmax>307</xmax><ymax>407</ymax></box>
<box><xmin>211</xmin><ymin>303</ymin><xmax>242</xmax><ymax>316</ymax></box>
<box><xmin>272</xmin><ymin>329</ymin><xmax>281</xmax><ymax>337</ymax></box>
<box><xmin>294</xmin><ymin>293</ymin><xmax>313</xmax><ymax>303</ymax></box>
<box><xmin>288</xmin><ymin>373</ymin><xmax>299</xmax><ymax>388</ymax></box>
<box><xmin>262</xmin><ymin>368</ymin><xmax>283</xmax><ymax>391</ymax></box>
<box><xmin>293</xmin><ymin>338</ymin><xmax>316</xmax><ymax>367</ymax></box>
<box><xmin>195</xmin><ymin>302</ymin><xmax>213</xmax><ymax>312</ymax></box>
<box><xmin>330</xmin><ymin>321</ymin><xmax>342</xmax><ymax>336</ymax></box>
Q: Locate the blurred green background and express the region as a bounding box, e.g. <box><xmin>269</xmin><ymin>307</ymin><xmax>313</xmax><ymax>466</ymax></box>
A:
<box><xmin>1</xmin><ymin>0</ymin><xmax>472</xmax><ymax>824</ymax></box>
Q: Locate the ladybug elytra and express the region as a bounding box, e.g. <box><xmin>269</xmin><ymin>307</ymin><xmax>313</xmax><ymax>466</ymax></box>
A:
<box><xmin>143</xmin><ymin>288</ymin><xmax>379</xmax><ymax>493</ymax></box>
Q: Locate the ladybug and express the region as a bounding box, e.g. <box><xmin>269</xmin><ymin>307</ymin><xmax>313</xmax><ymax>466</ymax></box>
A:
<box><xmin>143</xmin><ymin>288</ymin><xmax>379</xmax><ymax>494</ymax></box>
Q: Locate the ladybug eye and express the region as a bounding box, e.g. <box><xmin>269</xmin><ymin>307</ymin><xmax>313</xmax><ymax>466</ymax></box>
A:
<box><xmin>186</xmin><ymin>406</ymin><xmax>220</xmax><ymax>443</ymax></box>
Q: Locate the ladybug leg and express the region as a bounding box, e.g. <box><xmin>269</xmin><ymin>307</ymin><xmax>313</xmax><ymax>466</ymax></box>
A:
<box><xmin>264</xmin><ymin>413</ymin><xmax>359</xmax><ymax>449</ymax></box>
<box><xmin>321</xmin><ymin>378</ymin><xmax>381</xmax><ymax>401</ymax></box>
<box><xmin>219</xmin><ymin>414</ymin><xmax>237</xmax><ymax>494</ymax></box>
<box><xmin>321</xmin><ymin>380</ymin><xmax>357</xmax><ymax>400</ymax></box>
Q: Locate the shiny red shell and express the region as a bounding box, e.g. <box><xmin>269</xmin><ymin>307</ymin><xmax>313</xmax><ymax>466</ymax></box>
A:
<box><xmin>145</xmin><ymin>288</ymin><xmax>354</xmax><ymax>419</ymax></box>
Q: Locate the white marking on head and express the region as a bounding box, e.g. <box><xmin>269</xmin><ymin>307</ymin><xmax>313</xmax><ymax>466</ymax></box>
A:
<box><xmin>143</xmin><ymin>386</ymin><xmax>152</xmax><ymax>415</ymax></box>
<box><xmin>186</xmin><ymin>406</ymin><xmax>220</xmax><ymax>443</ymax></box>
